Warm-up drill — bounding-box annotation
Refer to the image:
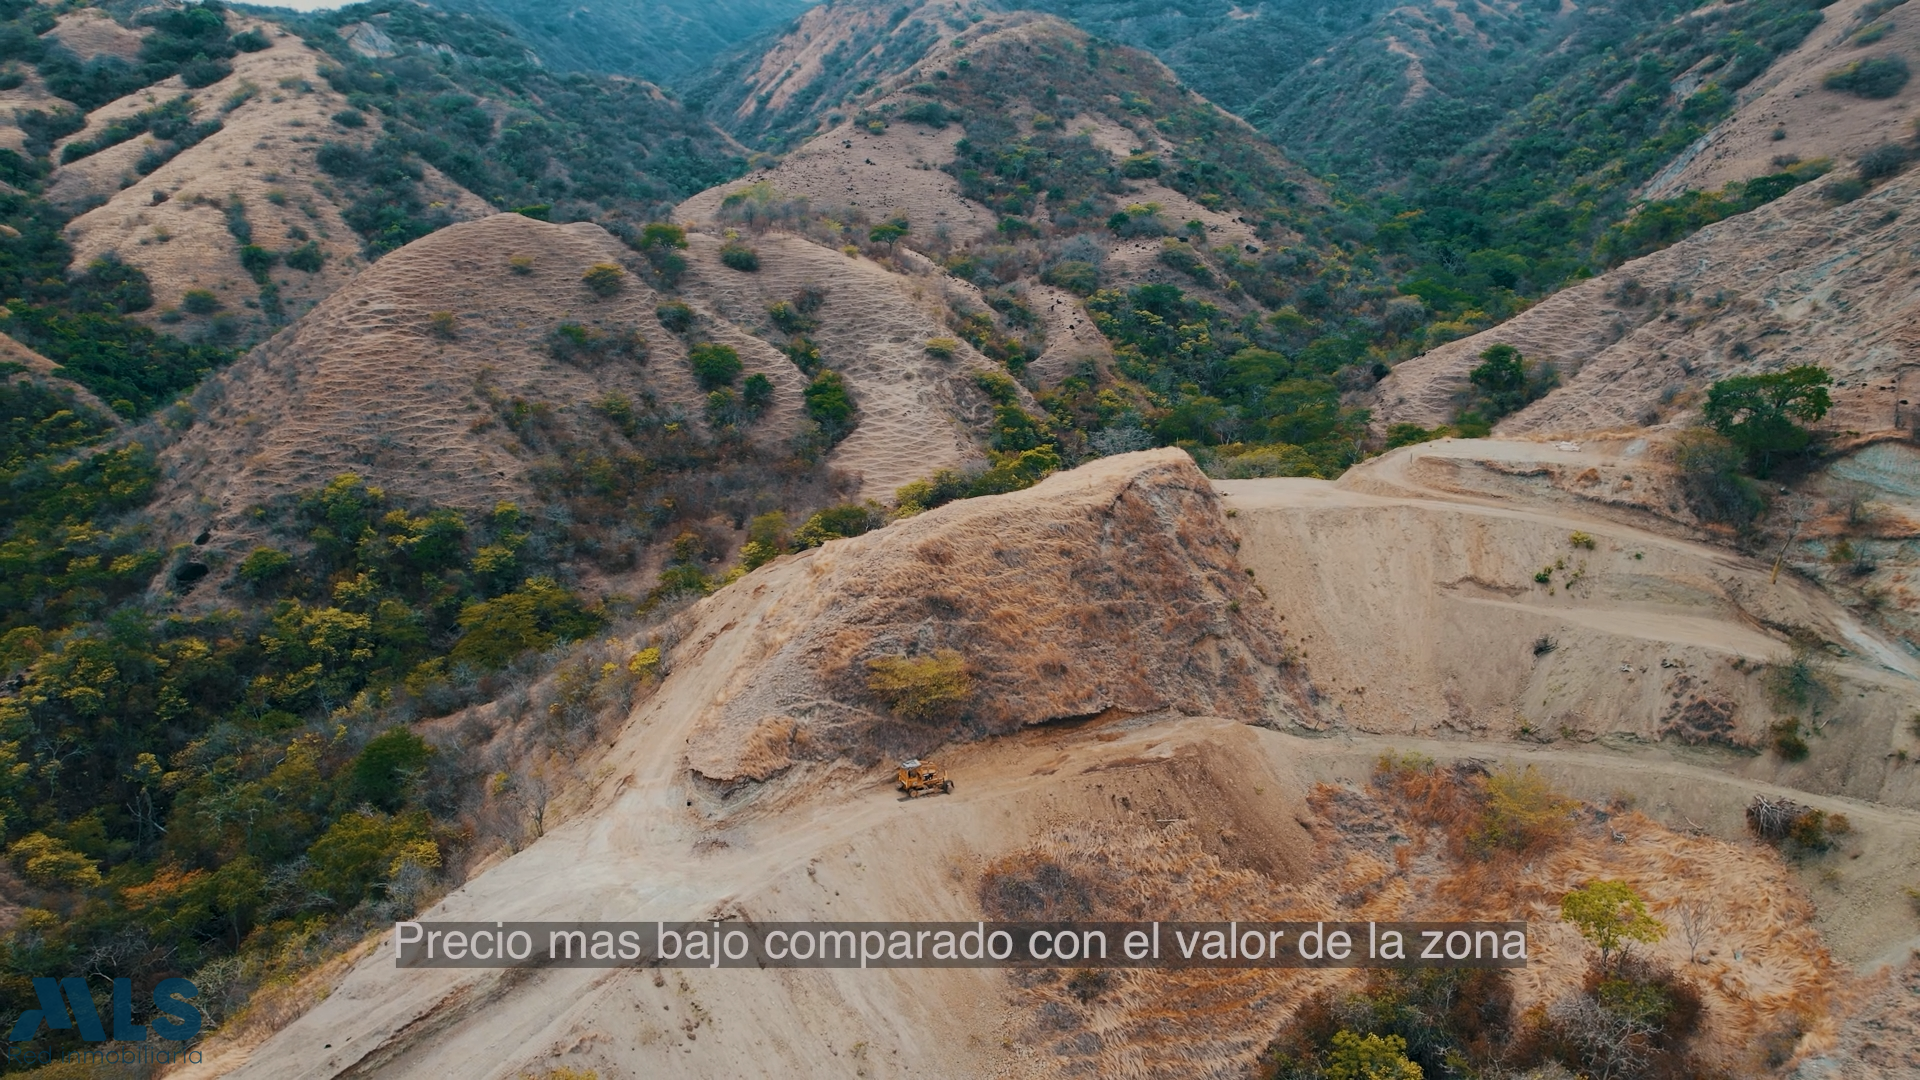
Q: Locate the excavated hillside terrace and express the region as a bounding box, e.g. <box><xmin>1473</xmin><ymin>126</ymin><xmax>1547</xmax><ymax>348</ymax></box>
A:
<box><xmin>180</xmin><ymin>448</ymin><xmax>1918</xmax><ymax>1080</ymax></box>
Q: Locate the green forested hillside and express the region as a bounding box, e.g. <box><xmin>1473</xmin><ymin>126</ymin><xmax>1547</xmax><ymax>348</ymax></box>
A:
<box><xmin>287</xmin><ymin>1</ymin><xmax>745</xmax><ymax>248</ymax></box>
<box><xmin>0</xmin><ymin>4</ymin><xmax>756</xmax><ymax>1061</ymax></box>
<box><xmin>1031</xmin><ymin>0</ymin><xmax>1835</xmax><ymax>301</ymax></box>
<box><xmin>423</xmin><ymin>0</ymin><xmax>816</xmax><ymax>84</ymax></box>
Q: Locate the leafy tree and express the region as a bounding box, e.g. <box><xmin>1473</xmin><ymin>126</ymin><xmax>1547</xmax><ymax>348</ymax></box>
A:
<box><xmin>449</xmin><ymin>577</ymin><xmax>601</xmax><ymax>669</ymax></box>
<box><xmin>740</xmin><ymin>511</ymin><xmax>788</xmax><ymax>569</ymax></box>
<box><xmin>1325</xmin><ymin>1031</ymin><xmax>1422</xmax><ymax>1080</ymax></box>
<box><xmin>1467</xmin><ymin>344</ymin><xmax>1526</xmax><ymax>414</ymax></box>
<box><xmin>1472</xmin><ymin>766</ymin><xmax>1576</xmax><ymax>853</ymax></box>
<box><xmin>792</xmin><ymin>503</ymin><xmax>879</xmax><ymax>548</ymax></box>
<box><xmin>868</xmin><ymin>216</ymin><xmax>909</xmax><ymax>249</ymax></box>
<box><xmin>1700</xmin><ymin>366</ymin><xmax>1831</xmax><ymax>475</ymax></box>
<box><xmin>687</xmin><ymin>343</ymin><xmax>743</xmax><ymax>389</ymax></box>
<box><xmin>238</xmin><ymin>546</ymin><xmax>294</xmax><ymax>588</ymax></box>
<box><xmin>804</xmin><ymin>369</ymin><xmax>856</xmax><ymax>442</ymax></box>
<box><xmin>1561</xmin><ymin>880</ymin><xmax>1665</xmax><ymax>969</ymax></box>
<box><xmin>348</xmin><ymin>728</ymin><xmax>435</xmax><ymax>811</ymax></box>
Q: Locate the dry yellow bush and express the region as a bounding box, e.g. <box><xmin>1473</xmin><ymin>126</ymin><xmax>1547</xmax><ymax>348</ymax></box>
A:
<box><xmin>1473</xmin><ymin>765</ymin><xmax>1578</xmax><ymax>854</ymax></box>
<box><xmin>866</xmin><ymin>650</ymin><xmax>970</xmax><ymax>721</ymax></box>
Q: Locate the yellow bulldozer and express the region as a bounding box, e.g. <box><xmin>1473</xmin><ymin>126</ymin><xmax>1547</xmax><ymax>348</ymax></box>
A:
<box><xmin>896</xmin><ymin>759</ymin><xmax>954</xmax><ymax>799</ymax></box>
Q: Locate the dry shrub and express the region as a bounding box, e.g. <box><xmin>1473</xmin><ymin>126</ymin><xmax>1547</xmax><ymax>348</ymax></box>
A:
<box><xmin>1373</xmin><ymin>756</ymin><xmax>1576</xmax><ymax>858</ymax></box>
<box><xmin>865</xmin><ymin>649</ymin><xmax>971</xmax><ymax>721</ymax></box>
<box><xmin>1764</xmin><ymin>640</ymin><xmax>1835</xmax><ymax>717</ymax></box>
<box><xmin>979</xmin><ymin>851</ymin><xmax>1095</xmax><ymax>920</ymax></box>
<box><xmin>1512</xmin><ymin>956</ymin><xmax>1705</xmax><ymax>1080</ymax></box>
<box><xmin>1472</xmin><ymin>766</ymin><xmax>1577</xmax><ymax>854</ymax></box>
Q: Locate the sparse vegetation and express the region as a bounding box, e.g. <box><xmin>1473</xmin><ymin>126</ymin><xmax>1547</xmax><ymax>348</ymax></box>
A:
<box><xmin>656</xmin><ymin>301</ymin><xmax>695</xmax><ymax>332</ymax></box>
<box><xmin>866</xmin><ymin>650</ymin><xmax>972</xmax><ymax>721</ymax></box>
<box><xmin>547</xmin><ymin>323</ymin><xmax>647</xmax><ymax>368</ymax></box>
<box><xmin>285</xmin><ymin>241</ymin><xmax>326</xmax><ymax>273</ymax></box>
<box><xmin>1823</xmin><ymin>54</ymin><xmax>1912</xmax><ymax>98</ymax></box>
<box><xmin>582</xmin><ymin>262</ymin><xmax>626</xmax><ymax>297</ymax></box>
<box><xmin>792</xmin><ymin>503</ymin><xmax>882</xmax><ymax>548</ymax></box>
<box><xmin>1771</xmin><ymin>718</ymin><xmax>1811</xmax><ymax>761</ymax></box>
<box><xmin>182</xmin><ymin>288</ymin><xmax>222</xmax><ymax>315</ymax></box>
<box><xmin>429</xmin><ymin>310</ymin><xmax>458</xmax><ymax>340</ymax></box>
<box><xmin>687</xmin><ymin>343</ymin><xmax>743</xmax><ymax>389</ymax></box>
<box><xmin>719</xmin><ymin>240</ymin><xmax>760</xmax><ymax>272</ymax></box>
<box><xmin>1453</xmin><ymin>343</ymin><xmax>1559</xmax><ymax>434</ymax></box>
<box><xmin>1671</xmin><ymin>428</ymin><xmax>1763</xmax><ymax>525</ymax></box>
<box><xmin>1472</xmin><ymin>766</ymin><xmax>1578</xmax><ymax>854</ymax></box>
<box><xmin>1765</xmin><ymin>639</ymin><xmax>1836</xmax><ymax>717</ymax></box>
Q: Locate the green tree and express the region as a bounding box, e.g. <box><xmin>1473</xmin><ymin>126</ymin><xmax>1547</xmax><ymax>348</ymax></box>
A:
<box><xmin>687</xmin><ymin>343</ymin><xmax>743</xmax><ymax>390</ymax></box>
<box><xmin>804</xmin><ymin>369</ymin><xmax>856</xmax><ymax>440</ymax></box>
<box><xmin>1561</xmin><ymin>879</ymin><xmax>1665</xmax><ymax>969</ymax></box>
<box><xmin>349</xmin><ymin>728</ymin><xmax>434</xmax><ymax>811</ymax></box>
<box><xmin>1701</xmin><ymin>366</ymin><xmax>1832</xmax><ymax>475</ymax></box>
<box><xmin>1325</xmin><ymin>1030</ymin><xmax>1422</xmax><ymax>1080</ymax></box>
<box><xmin>868</xmin><ymin>216</ymin><xmax>909</xmax><ymax>250</ymax></box>
<box><xmin>741</xmin><ymin>511</ymin><xmax>788</xmax><ymax>569</ymax></box>
<box><xmin>1467</xmin><ymin>344</ymin><xmax>1527</xmax><ymax>415</ymax></box>
<box><xmin>449</xmin><ymin>577</ymin><xmax>600</xmax><ymax>669</ymax></box>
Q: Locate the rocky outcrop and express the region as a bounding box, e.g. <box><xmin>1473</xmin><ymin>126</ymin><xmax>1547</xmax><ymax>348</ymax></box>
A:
<box><xmin>685</xmin><ymin>448</ymin><xmax>1320</xmax><ymax>782</ymax></box>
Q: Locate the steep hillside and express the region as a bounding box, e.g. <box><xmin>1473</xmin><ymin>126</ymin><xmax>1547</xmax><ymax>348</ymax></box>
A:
<box><xmin>59</xmin><ymin>17</ymin><xmax>489</xmax><ymax>345</ymax></box>
<box><xmin>292</xmin><ymin>0</ymin><xmax>747</xmax><ymax>224</ymax></box>
<box><xmin>184</xmin><ymin>451</ymin><xmax>1915</xmax><ymax>1080</ymax></box>
<box><xmin>683</xmin><ymin>0</ymin><xmax>1442</xmax><ymax>488</ymax></box>
<box><xmin>151</xmin><ymin>212</ymin><xmax>824</xmax><ymax>585</ymax></box>
<box><xmin>427</xmin><ymin>0</ymin><xmax>816</xmax><ymax>84</ymax></box>
<box><xmin>1373</xmin><ymin>164</ymin><xmax>1919</xmax><ymax>442</ymax></box>
<box><xmin>1649</xmin><ymin>0</ymin><xmax>1920</xmax><ymax>197</ymax></box>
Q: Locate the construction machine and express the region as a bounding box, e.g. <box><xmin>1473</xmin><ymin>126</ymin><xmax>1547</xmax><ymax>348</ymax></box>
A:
<box><xmin>896</xmin><ymin>759</ymin><xmax>954</xmax><ymax>798</ymax></box>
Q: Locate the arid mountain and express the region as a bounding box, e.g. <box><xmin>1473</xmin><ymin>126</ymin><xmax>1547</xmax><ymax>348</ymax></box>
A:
<box><xmin>0</xmin><ymin>2</ymin><xmax>1917</xmax><ymax>1078</ymax></box>
<box><xmin>190</xmin><ymin>449</ymin><xmax>1919</xmax><ymax>1079</ymax></box>
<box><xmin>1649</xmin><ymin>0</ymin><xmax>1920</xmax><ymax>197</ymax></box>
<box><xmin>59</xmin><ymin>16</ymin><xmax>488</xmax><ymax>343</ymax></box>
<box><xmin>1373</xmin><ymin>166</ymin><xmax>1918</xmax><ymax>442</ymax></box>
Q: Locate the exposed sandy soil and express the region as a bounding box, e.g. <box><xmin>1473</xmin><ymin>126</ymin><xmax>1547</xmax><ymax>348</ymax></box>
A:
<box><xmin>59</xmin><ymin>19</ymin><xmax>490</xmax><ymax>344</ymax></box>
<box><xmin>679</xmin><ymin>118</ymin><xmax>1001</xmax><ymax>244</ymax></box>
<box><xmin>1374</xmin><ymin>164</ymin><xmax>1920</xmax><ymax>439</ymax></box>
<box><xmin>1648</xmin><ymin>0</ymin><xmax>1920</xmax><ymax>198</ymax></box>
<box><xmin>0</xmin><ymin>67</ymin><xmax>78</xmax><ymax>156</ymax></box>
<box><xmin>680</xmin><ymin>450</ymin><xmax>1315</xmax><ymax>781</ymax></box>
<box><xmin>44</xmin><ymin>7</ymin><xmax>148</xmax><ymax>63</ymax></box>
<box><xmin>180</xmin><ymin>449</ymin><xmax>1919</xmax><ymax>1080</ymax></box>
